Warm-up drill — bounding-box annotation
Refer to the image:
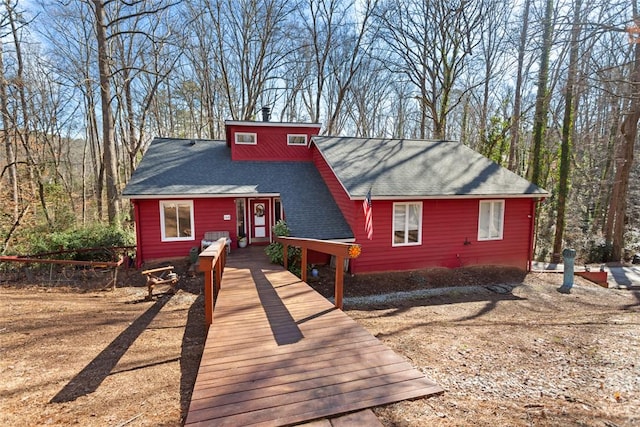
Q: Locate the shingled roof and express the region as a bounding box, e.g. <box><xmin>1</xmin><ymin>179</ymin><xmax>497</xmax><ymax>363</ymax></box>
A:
<box><xmin>312</xmin><ymin>136</ymin><xmax>547</xmax><ymax>199</ymax></box>
<box><xmin>123</xmin><ymin>138</ymin><xmax>353</xmax><ymax>240</ymax></box>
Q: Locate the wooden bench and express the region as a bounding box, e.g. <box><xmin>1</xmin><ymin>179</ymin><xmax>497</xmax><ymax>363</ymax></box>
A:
<box><xmin>141</xmin><ymin>265</ymin><xmax>179</xmax><ymax>300</ymax></box>
<box><xmin>201</xmin><ymin>231</ymin><xmax>231</xmax><ymax>254</ymax></box>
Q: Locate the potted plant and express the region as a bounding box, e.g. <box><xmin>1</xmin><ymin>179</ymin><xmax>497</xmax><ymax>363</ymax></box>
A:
<box><xmin>238</xmin><ymin>233</ymin><xmax>247</xmax><ymax>248</ymax></box>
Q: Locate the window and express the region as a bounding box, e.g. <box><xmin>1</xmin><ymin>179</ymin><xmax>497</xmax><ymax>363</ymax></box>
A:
<box><xmin>478</xmin><ymin>200</ymin><xmax>504</xmax><ymax>240</ymax></box>
<box><xmin>236</xmin><ymin>199</ymin><xmax>246</xmax><ymax>237</ymax></box>
<box><xmin>235</xmin><ymin>132</ymin><xmax>257</xmax><ymax>145</ymax></box>
<box><xmin>274</xmin><ymin>198</ymin><xmax>283</xmax><ymax>222</ymax></box>
<box><xmin>393</xmin><ymin>202</ymin><xmax>422</xmax><ymax>246</ymax></box>
<box><xmin>160</xmin><ymin>200</ymin><xmax>194</xmax><ymax>241</ymax></box>
<box><xmin>287</xmin><ymin>134</ymin><xmax>307</xmax><ymax>146</ymax></box>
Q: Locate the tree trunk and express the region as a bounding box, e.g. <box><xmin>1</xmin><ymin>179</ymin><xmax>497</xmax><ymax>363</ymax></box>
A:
<box><xmin>509</xmin><ymin>0</ymin><xmax>531</xmax><ymax>172</ymax></box>
<box><xmin>0</xmin><ymin>38</ymin><xmax>19</xmax><ymax>222</ymax></box>
<box><xmin>93</xmin><ymin>0</ymin><xmax>120</xmax><ymax>226</ymax></box>
<box><xmin>606</xmin><ymin>55</ymin><xmax>640</xmax><ymax>260</ymax></box>
<box><xmin>552</xmin><ymin>0</ymin><xmax>582</xmax><ymax>262</ymax></box>
<box><xmin>528</xmin><ymin>0</ymin><xmax>554</xmax><ymax>187</ymax></box>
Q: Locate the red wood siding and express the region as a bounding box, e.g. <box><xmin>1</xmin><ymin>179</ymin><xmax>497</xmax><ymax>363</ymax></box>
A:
<box><xmin>228</xmin><ymin>123</ymin><xmax>320</xmax><ymax>161</ymax></box>
<box><xmin>312</xmin><ymin>146</ymin><xmax>356</xmax><ymax>226</ymax></box>
<box><xmin>350</xmin><ymin>198</ymin><xmax>536</xmax><ymax>274</ymax></box>
<box><xmin>134</xmin><ymin>198</ymin><xmax>239</xmax><ymax>266</ymax></box>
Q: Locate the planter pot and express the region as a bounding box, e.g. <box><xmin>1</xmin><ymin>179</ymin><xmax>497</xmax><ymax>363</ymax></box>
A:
<box><xmin>238</xmin><ymin>239</ymin><xmax>247</xmax><ymax>248</ymax></box>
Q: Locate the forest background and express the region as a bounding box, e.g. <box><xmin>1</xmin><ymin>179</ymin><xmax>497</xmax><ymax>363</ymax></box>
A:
<box><xmin>1</xmin><ymin>0</ymin><xmax>640</xmax><ymax>264</ymax></box>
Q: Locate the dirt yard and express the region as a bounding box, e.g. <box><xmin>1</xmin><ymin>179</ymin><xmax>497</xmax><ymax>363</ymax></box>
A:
<box><xmin>1</xmin><ymin>263</ymin><xmax>638</xmax><ymax>426</ymax></box>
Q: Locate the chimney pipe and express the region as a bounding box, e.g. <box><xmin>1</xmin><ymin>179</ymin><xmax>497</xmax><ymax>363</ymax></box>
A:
<box><xmin>261</xmin><ymin>106</ymin><xmax>271</xmax><ymax>122</ymax></box>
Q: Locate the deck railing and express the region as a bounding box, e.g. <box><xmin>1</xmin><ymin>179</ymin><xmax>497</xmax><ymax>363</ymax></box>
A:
<box><xmin>275</xmin><ymin>236</ymin><xmax>361</xmax><ymax>310</ymax></box>
<box><xmin>199</xmin><ymin>238</ymin><xmax>227</xmax><ymax>325</ymax></box>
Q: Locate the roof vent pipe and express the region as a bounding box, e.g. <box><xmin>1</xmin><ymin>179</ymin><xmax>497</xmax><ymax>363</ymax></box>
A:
<box><xmin>261</xmin><ymin>106</ymin><xmax>271</xmax><ymax>122</ymax></box>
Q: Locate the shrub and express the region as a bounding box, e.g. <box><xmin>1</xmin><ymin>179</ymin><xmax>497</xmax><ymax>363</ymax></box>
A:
<box><xmin>28</xmin><ymin>225</ymin><xmax>135</xmax><ymax>262</ymax></box>
<box><xmin>265</xmin><ymin>220</ymin><xmax>301</xmax><ymax>276</ymax></box>
<box><xmin>585</xmin><ymin>237</ymin><xmax>613</xmax><ymax>263</ymax></box>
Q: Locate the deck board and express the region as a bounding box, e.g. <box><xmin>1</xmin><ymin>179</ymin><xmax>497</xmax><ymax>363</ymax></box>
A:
<box><xmin>185</xmin><ymin>248</ymin><xmax>442</xmax><ymax>426</ymax></box>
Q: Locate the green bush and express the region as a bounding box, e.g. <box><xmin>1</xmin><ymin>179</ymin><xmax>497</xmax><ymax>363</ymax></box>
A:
<box><xmin>585</xmin><ymin>238</ymin><xmax>613</xmax><ymax>263</ymax></box>
<box><xmin>28</xmin><ymin>225</ymin><xmax>135</xmax><ymax>262</ymax></box>
<box><xmin>265</xmin><ymin>220</ymin><xmax>301</xmax><ymax>276</ymax></box>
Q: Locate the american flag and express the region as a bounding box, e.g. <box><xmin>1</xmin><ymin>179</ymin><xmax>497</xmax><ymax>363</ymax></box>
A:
<box><xmin>362</xmin><ymin>189</ymin><xmax>373</xmax><ymax>240</ymax></box>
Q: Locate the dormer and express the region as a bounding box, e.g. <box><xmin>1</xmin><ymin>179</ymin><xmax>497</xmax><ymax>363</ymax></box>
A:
<box><xmin>225</xmin><ymin>112</ymin><xmax>321</xmax><ymax>162</ymax></box>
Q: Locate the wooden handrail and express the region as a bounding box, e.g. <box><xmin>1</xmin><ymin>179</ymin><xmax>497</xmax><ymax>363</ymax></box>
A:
<box><xmin>274</xmin><ymin>236</ymin><xmax>361</xmax><ymax>310</ymax></box>
<box><xmin>198</xmin><ymin>238</ymin><xmax>228</xmax><ymax>325</ymax></box>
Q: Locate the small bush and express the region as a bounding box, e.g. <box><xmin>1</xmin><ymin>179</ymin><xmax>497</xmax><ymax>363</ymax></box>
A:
<box><xmin>28</xmin><ymin>225</ymin><xmax>135</xmax><ymax>262</ymax></box>
<box><xmin>585</xmin><ymin>237</ymin><xmax>613</xmax><ymax>263</ymax></box>
<box><xmin>265</xmin><ymin>220</ymin><xmax>301</xmax><ymax>276</ymax></box>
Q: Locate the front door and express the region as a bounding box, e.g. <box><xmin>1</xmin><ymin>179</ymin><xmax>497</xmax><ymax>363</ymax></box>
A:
<box><xmin>250</xmin><ymin>199</ymin><xmax>271</xmax><ymax>243</ymax></box>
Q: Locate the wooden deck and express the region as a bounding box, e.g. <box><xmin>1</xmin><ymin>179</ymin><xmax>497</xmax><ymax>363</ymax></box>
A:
<box><xmin>185</xmin><ymin>247</ymin><xmax>443</xmax><ymax>426</ymax></box>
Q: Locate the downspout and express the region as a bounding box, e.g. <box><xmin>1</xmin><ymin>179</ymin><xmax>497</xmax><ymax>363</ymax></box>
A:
<box><xmin>527</xmin><ymin>198</ymin><xmax>540</xmax><ymax>272</ymax></box>
<box><xmin>133</xmin><ymin>200</ymin><xmax>144</xmax><ymax>268</ymax></box>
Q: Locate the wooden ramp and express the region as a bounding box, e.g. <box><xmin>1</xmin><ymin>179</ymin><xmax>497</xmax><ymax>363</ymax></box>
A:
<box><xmin>185</xmin><ymin>249</ymin><xmax>443</xmax><ymax>426</ymax></box>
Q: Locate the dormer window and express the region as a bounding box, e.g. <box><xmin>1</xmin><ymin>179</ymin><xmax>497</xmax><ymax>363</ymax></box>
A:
<box><xmin>287</xmin><ymin>134</ymin><xmax>307</xmax><ymax>146</ymax></box>
<box><xmin>235</xmin><ymin>132</ymin><xmax>257</xmax><ymax>145</ymax></box>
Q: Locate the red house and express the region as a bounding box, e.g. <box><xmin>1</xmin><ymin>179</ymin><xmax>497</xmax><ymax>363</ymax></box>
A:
<box><xmin>123</xmin><ymin>118</ymin><xmax>547</xmax><ymax>273</ymax></box>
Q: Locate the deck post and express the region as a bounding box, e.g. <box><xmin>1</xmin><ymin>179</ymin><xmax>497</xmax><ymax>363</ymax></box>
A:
<box><xmin>335</xmin><ymin>255</ymin><xmax>344</xmax><ymax>309</ymax></box>
<box><xmin>301</xmin><ymin>248</ymin><xmax>308</xmax><ymax>282</ymax></box>
<box><xmin>273</xmin><ymin>237</ymin><xmax>360</xmax><ymax>311</ymax></box>
<box><xmin>283</xmin><ymin>243</ymin><xmax>289</xmax><ymax>271</ymax></box>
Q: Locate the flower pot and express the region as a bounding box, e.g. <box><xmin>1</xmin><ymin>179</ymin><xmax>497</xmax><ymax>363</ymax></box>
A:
<box><xmin>238</xmin><ymin>238</ymin><xmax>247</xmax><ymax>248</ymax></box>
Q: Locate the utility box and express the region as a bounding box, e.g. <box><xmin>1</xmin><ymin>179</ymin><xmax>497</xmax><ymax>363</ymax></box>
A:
<box><xmin>189</xmin><ymin>247</ymin><xmax>199</xmax><ymax>264</ymax></box>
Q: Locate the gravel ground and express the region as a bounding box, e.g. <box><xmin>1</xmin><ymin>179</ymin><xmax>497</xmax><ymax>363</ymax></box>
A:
<box><xmin>1</xmin><ymin>265</ymin><xmax>637</xmax><ymax>426</ymax></box>
<box><xmin>346</xmin><ymin>273</ymin><xmax>639</xmax><ymax>426</ymax></box>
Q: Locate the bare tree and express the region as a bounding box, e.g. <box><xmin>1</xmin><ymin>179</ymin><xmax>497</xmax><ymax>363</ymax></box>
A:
<box><xmin>0</xmin><ymin>34</ymin><xmax>19</xmax><ymax>223</ymax></box>
<box><xmin>289</xmin><ymin>0</ymin><xmax>377</xmax><ymax>134</ymax></box>
<box><xmin>375</xmin><ymin>0</ymin><xmax>485</xmax><ymax>139</ymax></box>
<box><xmin>605</xmin><ymin>1</ymin><xmax>640</xmax><ymax>260</ymax></box>
<box><xmin>528</xmin><ymin>0</ymin><xmax>556</xmax><ymax>187</ymax></box>
<box><xmin>509</xmin><ymin>0</ymin><xmax>532</xmax><ymax>172</ymax></box>
<box><xmin>552</xmin><ymin>0</ymin><xmax>583</xmax><ymax>261</ymax></box>
<box><xmin>91</xmin><ymin>0</ymin><xmax>119</xmax><ymax>225</ymax></box>
<box><xmin>89</xmin><ymin>0</ymin><xmax>177</xmax><ymax>225</ymax></box>
<box><xmin>474</xmin><ymin>0</ymin><xmax>513</xmax><ymax>155</ymax></box>
<box><xmin>204</xmin><ymin>0</ymin><xmax>294</xmax><ymax>121</ymax></box>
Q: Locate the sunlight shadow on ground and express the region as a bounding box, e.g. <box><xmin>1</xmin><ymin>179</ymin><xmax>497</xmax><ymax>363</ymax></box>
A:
<box><xmin>349</xmin><ymin>285</ymin><xmax>525</xmax><ymax>317</ymax></box>
<box><xmin>179</xmin><ymin>293</ymin><xmax>206</xmax><ymax>422</ymax></box>
<box><xmin>50</xmin><ymin>294</ymin><xmax>173</xmax><ymax>403</ymax></box>
<box><xmin>252</xmin><ymin>268</ymin><xmax>304</xmax><ymax>345</ymax></box>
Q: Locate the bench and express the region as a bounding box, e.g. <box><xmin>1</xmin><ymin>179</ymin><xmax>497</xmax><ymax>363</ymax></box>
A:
<box><xmin>201</xmin><ymin>231</ymin><xmax>232</xmax><ymax>254</ymax></box>
<box><xmin>141</xmin><ymin>265</ymin><xmax>179</xmax><ymax>300</ymax></box>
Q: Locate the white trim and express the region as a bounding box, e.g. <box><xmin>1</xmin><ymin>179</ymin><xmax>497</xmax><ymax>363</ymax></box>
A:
<box><xmin>287</xmin><ymin>133</ymin><xmax>308</xmax><ymax>146</ymax></box>
<box><xmin>226</xmin><ymin>120</ymin><xmax>321</xmax><ymax>129</ymax></box>
<box><xmin>159</xmin><ymin>200</ymin><xmax>195</xmax><ymax>242</ymax></box>
<box><xmin>126</xmin><ymin>193</ymin><xmax>542</xmax><ymax>201</ymax></box>
<box><xmin>392</xmin><ymin>202</ymin><xmax>423</xmax><ymax>247</ymax></box>
<box><xmin>351</xmin><ymin>194</ymin><xmax>546</xmax><ymax>201</ymax></box>
<box><xmin>477</xmin><ymin>199</ymin><xmax>505</xmax><ymax>241</ymax></box>
<box><xmin>248</xmin><ymin>197</ymin><xmax>273</xmax><ymax>244</ymax></box>
<box><xmin>235</xmin><ymin>132</ymin><xmax>257</xmax><ymax>145</ymax></box>
<box><xmin>124</xmin><ymin>193</ymin><xmax>280</xmax><ymax>200</ymax></box>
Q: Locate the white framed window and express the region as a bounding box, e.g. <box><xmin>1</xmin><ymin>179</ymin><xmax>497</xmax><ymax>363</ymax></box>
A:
<box><xmin>287</xmin><ymin>134</ymin><xmax>307</xmax><ymax>146</ymax></box>
<box><xmin>160</xmin><ymin>200</ymin><xmax>195</xmax><ymax>241</ymax></box>
<box><xmin>235</xmin><ymin>132</ymin><xmax>257</xmax><ymax>145</ymax></box>
<box><xmin>393</xmin><ymin>202</ymin><xmax>422</xmax><ymax>246</ymax></box>
<box><xmin>478</xmin><ymin>200</ymin><xmax>504</xmax><ymax>241</ymax></box>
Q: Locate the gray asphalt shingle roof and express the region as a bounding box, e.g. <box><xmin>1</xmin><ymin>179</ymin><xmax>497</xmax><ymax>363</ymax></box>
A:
<box><xmin>124</xmin><ymin>135</ymin><xmax>546</xmax><ymax>241</ymax></box>
<box><xmin>312</xmin><ymin>136</ymin><xmax>547</xmax><ymax>198</ymax></box>
<box><xmin>123</xmin><ymin>138</ymin><xmax>353</xmax><ymax>240</ymax></box>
